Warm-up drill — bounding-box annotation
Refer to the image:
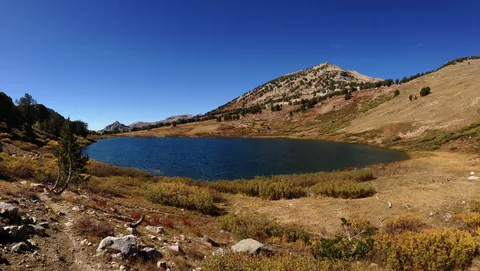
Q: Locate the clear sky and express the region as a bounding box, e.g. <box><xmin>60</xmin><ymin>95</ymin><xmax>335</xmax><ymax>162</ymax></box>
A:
<box><xmin>0</xmin><ymin>0</ymin><xmax>478</xmax><ymax>130</ymax></box>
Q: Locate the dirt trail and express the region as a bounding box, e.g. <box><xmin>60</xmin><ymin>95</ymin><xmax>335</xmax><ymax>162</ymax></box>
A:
<box><xmin>38</xmin><ymin>192</ymin><xmax>98</xmax><ymax>271</ymax></box>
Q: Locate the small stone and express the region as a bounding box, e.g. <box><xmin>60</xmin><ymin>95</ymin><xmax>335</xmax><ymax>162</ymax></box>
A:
<box><xmin>139</xmin><ymin>247</ymin><xmax>162</xmax><ymax>262</ymax></box>
<box><xmin>468</xmin><ymin>176</ymin><xmax>479</xmax><ymax>181</ymax></box>
<box><xmin>157</xmin><ymin>261</ymin><xmax>167</xmax><ymax>269</ymax></box>
<box><xmin>167</xmin><ymin>244</ymin><xmax>181</xmax><ymax>252</ymax></box>
<box><xmin>212</xmin><ymin>248</ymin><xmax>225</xmax><ymax>256</ymax></box>
<box><xmin>30</xmin><ymin>183</ymin><xmax>44</xmax><ymax>188</ymax></box>
<box><xmin>119</xmin><ymin>265</ymin><xmax>127</xmax><ymax>271</ymax></box>
<box><xmin>80</xmin><ymin>239</ymin><xmax>89</xmax><ymax>246</ymax></box>
<box><xmin>65</xmin><ymin>222</ymin><xmax>73</xmax><ymax>228</ymax></box>
<box><xmin>72</xmin><ymin>206</ymin><xmax>81</xmax><ymax>212</ymax></box>
<box><xmin>145</xmin><ymin>226</ymin><xmax>164</xmax><ymax>234</ymax></box>
<box><xmin>11</xmin><ymin>242</ymin><xmax>30</xmax><ymax>253</ymax></box>
<box><xmin>27</xmin><ymin>224</ymin><xmax>46</xmax><ymax>236</ymax></box>
<box><xmin>126</xmin><ymin>227</ymin><xmax>137</xmax><ymax>235</ymax></box>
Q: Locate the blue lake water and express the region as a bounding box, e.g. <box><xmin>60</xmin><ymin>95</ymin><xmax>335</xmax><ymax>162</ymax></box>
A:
<box><xmin>83</xmin><ymin>137</ymin><xmax>407</xmax><ymax>180</ymax></box>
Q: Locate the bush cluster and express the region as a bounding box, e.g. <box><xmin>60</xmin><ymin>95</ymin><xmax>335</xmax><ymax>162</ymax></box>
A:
<box><xmin>200</xmin><ymin>168</ymin><xmax>375</xmax><ymax>200</ymax></box>
<box><xmin>420</xmin><ymin>86</ymin><xmax>431</xmax><ymax>97</ymax></box>
<box><xmin>146</xmin><ymin>182</ymin><xmax>222</xmax><ymax>215</ymax></box>
<box><xmin>383</xmin><ymin>215</ymin><xmax>425</xmax><ymax>234</ymax></box>
<box><xmin>311</xmin><ymin>180</ymin><xmax>376</xmax><ymax>199</ymax></box>
<box><xmin>310</xmin><ymin>218</ymin><xmax>376</xmax><ymax>260</ymax></box>
<box><xmin>87</xmin><ymin>160</ymin><xmax>147</xmax><ymax>178</ymax></box>
<box><xmin>218</xmin><ymin>214</ymin><xmax>310</xmax><ymax>243</ymax></box>
<box><xmin>202</xmin><ymin>253</ymin><xmax>372</xmax><ymax>271</ymax></box>
<box><xmin>374</xmin><ymin>228</ymin><xmax>479</xmax><ymax>271</ymax></box>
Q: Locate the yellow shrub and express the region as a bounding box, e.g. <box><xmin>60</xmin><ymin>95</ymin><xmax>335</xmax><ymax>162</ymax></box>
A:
<box><xmin>455</xmin><ymin>212</ymin><xmax>480</xmax><ymax>229</ymax></box>
<box><xmin>146</xmin><ymin>182</ymin><xmax>222</xmax><ymax>215</ymax></box>
<box><xmin>0</xmin><ymin>132</ymin><xmax>11</xmax><ymax>139</ymax></box>
<box><xmin>203</xmin><ymin>253</ymin><xmax>376</xmax><ymax>271</ymax></box>
<box><xmin>218</xmin><ymin>214</ymin><xmax>310</xmax><ymax>243</ymax></box>
<box><xmin>11</xmin><ymin>141</ymin><xmax>38</xmax><ymax>151</ymax></box>
<box><xmin>87</xmin><ymin>160</ymin><xmax>147</xmax><ymax>178</ymax></box>
<box><xmin>374</xmin><ymin>228</ymin><xmax>479</xmax><ymax>271</ymax></box>
<box><xmin>1</xmin><ymin>138</ymin><xmax>12</xmax><ymax>144</ymax></box>
<box><xmin>311</xmin><ymin>180</ymin><xmax>376</xmax><ymax>199</ymax></box>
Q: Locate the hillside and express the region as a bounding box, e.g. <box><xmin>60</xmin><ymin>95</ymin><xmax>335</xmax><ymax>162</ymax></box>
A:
<box><xmin>343</xmin><ymin>59</ymin><xmax>480</xmax><ymax>137</ymax></box>
<box><xmin>212</xmin><ymin>62</ymin><xmax>382</xmax><ymax>113</ymax></box>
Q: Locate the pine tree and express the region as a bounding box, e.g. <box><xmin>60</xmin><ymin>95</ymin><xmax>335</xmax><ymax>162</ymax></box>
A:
<box><xmin>52</xmin><ymin>118</ymin><xmax>89</xmax><ymax>194</ymax></box>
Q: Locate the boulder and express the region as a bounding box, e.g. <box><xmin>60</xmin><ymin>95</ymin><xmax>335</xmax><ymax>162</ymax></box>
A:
<box><xmin>3</xmin><ymin>225</ymin><xmax>28</xmax><ymax>242</ymax></box>
<box><xmin>138</xmin><ymin>247</ymin><xmax>162</xmax><ymax>262</ymax></box>
<box><xmin>145</xmin><ymin>226</ymin><xmax>164</xmax><ymax>234</ymax></box>
<box><xmin>468</xmin><ymin>176</ymin><xmax>479</xmax><ymax>181</ymax></box>
<box><xmin>97</xmin><ymin>235</ymin><xmax>137</xmax><ymax>257</ymax></box>
<box><xmin>21</xmin><ymin>216</ymin><xmax>37</xmax><ymax>225</ymax></box>
<box><xmin>27</xmin><ymin>224</ymin><xmax>46</xmax><ymax>236</ymax></box>
<box><xmin>11</xmin><ymin>242</ymin><xmax>30</xmax><ymax>253</ymax></box>
<box><xmin>231</xmin><ymin>239</ymin><xmax>264</xmax><ymax>253</ymax></box>
<box><xmin>38</xmin><ymin>222</ymin><xmax>49</xmax><ymax>229</ymax></box>
<box><xmin>0</xmin><ymin>202</ymin><xmax>19</xmax><ymax>220</ymax></box>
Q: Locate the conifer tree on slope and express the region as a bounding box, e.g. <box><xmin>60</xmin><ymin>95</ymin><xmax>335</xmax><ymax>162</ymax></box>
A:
<box><xmin>52</xmin><ymin>118</ymin><xmax>89</xmax><ymax>194</ymax></box>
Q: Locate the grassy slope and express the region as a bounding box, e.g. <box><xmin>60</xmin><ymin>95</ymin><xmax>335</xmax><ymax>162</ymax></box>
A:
<box><xmin>344</xmin><ymin>59</ymin><xmax>480</xmax><ymax>137</ymax></box>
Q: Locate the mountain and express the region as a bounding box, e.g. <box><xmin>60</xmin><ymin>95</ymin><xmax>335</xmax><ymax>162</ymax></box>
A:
<box><xmin>212</xmin><ymin>62</ymin><xmax>382</xmax><ymax>113</ymax></box>
<box><xmin>128</xmin><ymin>114</ymin><xmax>194</xmax><ymax>129</ymax></box>
<box><xmin>100</xmin><ymin>121</ymin><xmax>130</xmax><ymax>133</ymax></box>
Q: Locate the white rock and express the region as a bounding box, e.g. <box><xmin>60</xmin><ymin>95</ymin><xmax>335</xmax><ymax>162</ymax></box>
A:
<box><xmin>145</xmin><ymin>226</ymin><xmax>164</xmax><ymax>234</ymax></box>
<box><xmin>231</xmin><ymin>239</ymin><xmax>264</xmax><ymax>253</ymax></box>
<box><xmin>97</xmin><ymin>235</ymin><xmax>137</xmax><ymax>257</ymax></box>
<box><xmin>72</xmin><ymin>206</ymin><xmax>81</xmax><ymax>212</ymax></box>
<box><xmin>471</xmin><ymin>172</ymin><xmax>475</xmax><ymax>175</ymax></box>
<box><xmin>468</xmin><ymin>176</ymin><xmax>479</xmax><ymax>181</ymax></box>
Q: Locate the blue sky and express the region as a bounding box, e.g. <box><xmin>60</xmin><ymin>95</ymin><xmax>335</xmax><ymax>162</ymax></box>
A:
<box><xmin>0</xmin><ymin>0</ymin><xmax>478</xmax><ymax>130</ymax></box>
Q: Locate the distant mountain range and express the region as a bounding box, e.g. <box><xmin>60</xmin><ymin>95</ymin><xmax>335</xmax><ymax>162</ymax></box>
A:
<box><xmin>100</xmin><ymin>114</ymin><xmax>193</xmax><ymax>133</ymax></box>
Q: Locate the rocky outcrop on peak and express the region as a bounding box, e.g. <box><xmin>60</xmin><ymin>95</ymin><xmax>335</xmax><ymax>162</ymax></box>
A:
<box><xmin>99</xmin><ymin>121</ymin><xmax>130</xmax><ymax>133</ymax></box>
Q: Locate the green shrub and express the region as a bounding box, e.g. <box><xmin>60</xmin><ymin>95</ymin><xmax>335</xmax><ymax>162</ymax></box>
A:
<box><xmin>394</xmin><ymin>89</ymin><xmax>400</xmax><ymax>97</ymax></box>
<box><xmin>310</xmin><ymin>218</ymin><xmax>375</xmax><ymax>260</ymax></box>
<box><xmin>374</xmin><ymin>228</ymin><xmax>479</xmax><ymax>271</ymax></box>
<box><xmin>420</xmin><ymin>86</ymin><xmax>431</xmax><ymax>97</ymax></box>
<box><xmin>218</xmin><ymin>214</ymin><xmax>310</xmax><ymax>243</ymax></box>
<box><xmin>311</xmin><ymin>180</ymin><xmax>376</xmax><ymax>199</ymax></box>
<box><xmin>146</xmin><ymin>182</ymin><xmax>222</xmax><ymax>215</ymax></box>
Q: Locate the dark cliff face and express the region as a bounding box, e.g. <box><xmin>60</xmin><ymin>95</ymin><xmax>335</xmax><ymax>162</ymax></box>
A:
<box><xmin>100</xmin><ymin>121</ymin><xmax>130</xmax><ymax>133</ymax></box>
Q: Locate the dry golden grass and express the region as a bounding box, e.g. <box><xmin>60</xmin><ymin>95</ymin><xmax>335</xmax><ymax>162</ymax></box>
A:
<box><xmin>224</xmin><ymin>151</ymin><xmax>480</xmax><ymax>234</ymax></box>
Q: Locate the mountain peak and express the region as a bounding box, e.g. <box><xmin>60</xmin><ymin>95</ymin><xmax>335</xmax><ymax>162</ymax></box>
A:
<box><xmin>212</xmin><ymin>61</ymin><xmax>381</xmax><ymax>112</ymax></box>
